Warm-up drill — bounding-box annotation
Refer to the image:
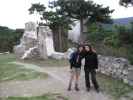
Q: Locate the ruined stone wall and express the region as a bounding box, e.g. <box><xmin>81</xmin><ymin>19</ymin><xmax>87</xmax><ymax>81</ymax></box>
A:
<box><xmin>98</xmin><ymin>55</ymin><xmax>133</xmax><ymax>86</ymax></box>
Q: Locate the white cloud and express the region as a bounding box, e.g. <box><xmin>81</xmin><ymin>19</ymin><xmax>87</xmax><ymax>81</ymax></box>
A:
<box><xmin>0</xmin><ymin>0</ymin><xmax>133</xmax><ymax>29</ymax></box>
<box><xmin>0</xmin><ymin>0</ymin><xmax>48</xmax><ymax>29</ymax></box>
<box><xmin>93</xmin><ymin>0</ymin><xmax>133</xmax><ymax>18</ymax></box>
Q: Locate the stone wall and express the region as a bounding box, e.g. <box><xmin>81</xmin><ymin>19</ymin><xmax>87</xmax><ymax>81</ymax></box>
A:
<box><xmin>14</xmin><ymin>22</ymin><xmax>39</xmax><ymax>59</ymax></box>
<box><xmin>14</xmin><ymin>22</ymin><xmax>67</xmax><ymax>60</ymax></box>
<box><xmin>98</xmin><ymin>55</ymin><xmax>133</xmax><ymax>86</ymax></box>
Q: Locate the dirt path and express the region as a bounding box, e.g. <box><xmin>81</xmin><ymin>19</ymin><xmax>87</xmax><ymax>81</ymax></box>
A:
<box><xmin>0</xmin><ymin>62</ymin><xmax>113</xmax><ymax>100</ymax></box>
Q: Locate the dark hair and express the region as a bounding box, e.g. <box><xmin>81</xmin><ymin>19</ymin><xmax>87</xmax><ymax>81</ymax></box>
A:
<box><xmin>85</xmin><ymin>44</ymin><xmax>96</xmax><ymax>53</ymax></box>
<box><xmin>77</xmin><ymin>45</ymin><xmax>83</xmax><ymax>52</ymax></box>
<box><xmin>85</xmin><ymin>44</ymin><xmax>92</xmax><ymax>52</ymax></box>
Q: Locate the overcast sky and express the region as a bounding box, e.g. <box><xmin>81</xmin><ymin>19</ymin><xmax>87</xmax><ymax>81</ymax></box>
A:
<box><xmin>0</xmin><ymin>0</ymin><xmax>133</xmax><ymax>29</ymax></box>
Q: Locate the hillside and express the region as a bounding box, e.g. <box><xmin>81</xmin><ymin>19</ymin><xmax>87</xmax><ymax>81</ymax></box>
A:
<box><xmin>113</xmin><ymin>17</ymin><xmax>133</xmax><ymax>25</ymax></box>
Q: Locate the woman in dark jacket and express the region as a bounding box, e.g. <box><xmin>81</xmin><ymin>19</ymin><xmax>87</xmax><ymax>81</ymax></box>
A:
<box><xmin>84</xmin><ymin>44</ymin><xmax>100</xmax><ymax>92</ymax></box>
<box><xmin>68</xmin><ymin>45</ymin><xmax>84</xmax><ymax>91</ymax></box>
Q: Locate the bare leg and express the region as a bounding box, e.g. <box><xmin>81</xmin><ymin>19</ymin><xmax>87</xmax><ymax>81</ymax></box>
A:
<box><xmin>68</xmin><ymin>71</ymin><xmax>74</xmax><ymax>91</ymax></box>
<box><xmin>75</xmin><ymin>71</ymin><xmax>80</xmax><ymax>91</ymax></box>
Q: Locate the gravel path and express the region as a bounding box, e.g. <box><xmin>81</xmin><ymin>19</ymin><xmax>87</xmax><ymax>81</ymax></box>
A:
<box><xmin>0</xmin><ymin>62</ymin><xmax>113</xmax><ymax>100</ymax></box>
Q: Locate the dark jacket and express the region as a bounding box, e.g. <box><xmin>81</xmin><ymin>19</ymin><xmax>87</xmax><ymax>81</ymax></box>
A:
<box><xmin>84</xmin><ymin>51</ymin><xmax>98</xmax><ymax>69</ymax></box>
<box><xmin>69</xmin><ymin>51</ymin><xmax>83</xmax><ymax>68</ymax></box>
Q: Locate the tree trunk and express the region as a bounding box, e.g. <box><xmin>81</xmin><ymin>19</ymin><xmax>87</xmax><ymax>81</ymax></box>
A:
<box><xmin>59</xmin><ymin>26</ymin><xmax>62</xmax><ymax>51</ymax></box>
<box><xmin>61</xmin><ymin>26</ymin><xmax>68</xmax><ymax>51</ymax></box>
<box><xmin>79</xmin><ymin>18</ymin><xmax>84</xmax><ymax>42</ymax></box>
<box><xmin>52</xmin><ymin>28</ymin><xmax>60</xmax><ymax>51</ymax></box>
<box><xmin>51</xmin><ymin>26</ymin><xmax>68</xmax><ymax>52</ymax></box>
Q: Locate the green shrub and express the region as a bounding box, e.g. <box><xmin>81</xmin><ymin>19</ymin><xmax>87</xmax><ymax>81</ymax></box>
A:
<box><xmin>103</xmin><ymin>32</ymin><xmax>120</xmax><ymax>48</ymax></box>
<box><xmin>87</xmin><ymin>22</ymin><xmax>133</xmax><ymax>65</ymax></box>
<box><xmin>116</xmin><ymin>24</ymin><xmax>133</xmax><ymax>45</ymax></box>
<box><xmin>87</xmin><ymin>23</ymin><xmax>113</xmax><ymax>42</ymax></box>
<box><xmin>127</xmin><ymin>48</ymin><xmax>133</xmax><ymax>65</ymax></box>
<box><xmin>0</xmin><ymin>26</ymin><xmax>23</xmax><ymax>52</ymax></box>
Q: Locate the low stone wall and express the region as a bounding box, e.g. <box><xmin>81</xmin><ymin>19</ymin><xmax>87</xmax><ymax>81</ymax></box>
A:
<box><xmin>98</xmin><ymin>55</ymin><xmax>133</xmax><ymax>86</ymax></box>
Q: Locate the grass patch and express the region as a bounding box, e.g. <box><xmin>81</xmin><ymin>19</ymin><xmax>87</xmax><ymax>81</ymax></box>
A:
<box><xmin>0</xmin><ymin>63</ymin><xmax>48</xmax><ymax>81</ymax></box>
<box><xmin>0</xmin><ymin>54</ymin><xmax>16</xmax><ymax>64</ymax></box>
<box><xmin>0</xmin><ymin>54</ymin><xmax>48</xmax><ymax>81</ymax></box>
<box><xmin>0</xmin><ymin>93</ymin><xmax>68</xmax><ymax>100</ymax></box>
<box><xmin>90</xmin><ymin>41</ymin><xmax>133</xmax><ymax>65</ymax></box>
<box><xmin>22</xmin><ymin>58</ymin><xmax>69</xmax><ymax>67</ymax></box>
<box><xmin>97</xmin><ymin>73</ymin><xmax>133</xmax><ymax>100</ymax></box>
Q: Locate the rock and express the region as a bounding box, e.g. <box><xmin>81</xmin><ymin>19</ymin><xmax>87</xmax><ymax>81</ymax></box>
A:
<box><xmin>14</xmin><ymin>22</ymin><xmax>58</xmax><ymax>59</ymax></box>
<box><xmin>120</xmin><ymin>97</ymin><xmax>130</xmax><ymax>100</ymax></box>
<box><xmin>24</xmin><ymin>22</ymin><xmax>37</xmax><ymax>39</ymax></box>
<box><xmin>123</xmin><ymin>78</ymin><xmax>128</xmax><ymax>84</ymax></box>
<box><xmin>98</xmin><ymin>55</ymin><xmax>133</xmax><ymax>86</ymax></box>
<box><xmin>123</xmin><ymin>91</ymin><xmax>133</xmax><ymax>100</ymax></box>
<box><xmin>14</xmin><ymin>44</ymin><xmax>25</xmax><ymax>58</ymax></box>
<box><xmin>21</xmin><ymin>46</ymin><xmax>40</xmax><ymax>59</ymax></box>
<box><xmin>127</xmin><ymin>69</ymin><xmax>133</xmax><ymax>86</ymax></box>
<box><xmin>128</xmin><ymin>80</ymin><xmax>133</xmax><ymax>86</ymax></box>
<box><xmin>113</xmin><ymin>63</ymin><xmax>120</xmax><ymax>69</ymax></box>
<box><xmin>0</xmin><ymin>51</ymin><xmax>10</xmax><ymax>54</ymax></box>
<box><xmin>14</xmin><ymin>22</ymin><xmax>38</xmax><ymax>59</ymax></box>
<box><xmin>50</xmin><ymin>52</ymin><xmax>65</xmax><ymax>60</ymax></box>
<box><xmin>122</xmin><ymin>70</ymin><xmax>128</xmax><ymax>75</ymax></box>
<box><xmin>38</xmin><ymin>26</ymin><xmax>51</xmax><ymax>59</ymax></box>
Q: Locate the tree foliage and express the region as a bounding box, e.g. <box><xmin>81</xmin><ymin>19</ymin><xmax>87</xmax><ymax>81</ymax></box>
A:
<box><xmin>29</xmin><ymin>2</ymin><xmax>73</xmax><ymax>51</ymax></box>
<box><xmin>119</xmin><ymin>0</ymin><xmax>133</xmax><ymax>7</ymax></box>
<box><xmin>0</xmin><ymin>26</ymin><xmax>23</xmax><ymax>52</ymax></box>
<box><xmin>28</xmin><ymin>3</ymin><xmax>73</xmax><ymax>30</ymax></box>
<box><xmin>29</xmin><ymin>3</ymin><xmax>46</xmax><ymax>14</ymax></box>
<box><xmin>28</xmin><ymin>0</ymin><xmax>114</xmax><ymax>49</ymax></box>
<box><xmin>52</xmin><ymin>0</ymin><xmax>114</xmax><ymax>36</ymax></box>
<box><xmin>116</xmin><ymin>24</ymin><xmax>133</xmax><ymax>45</ymax></box>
